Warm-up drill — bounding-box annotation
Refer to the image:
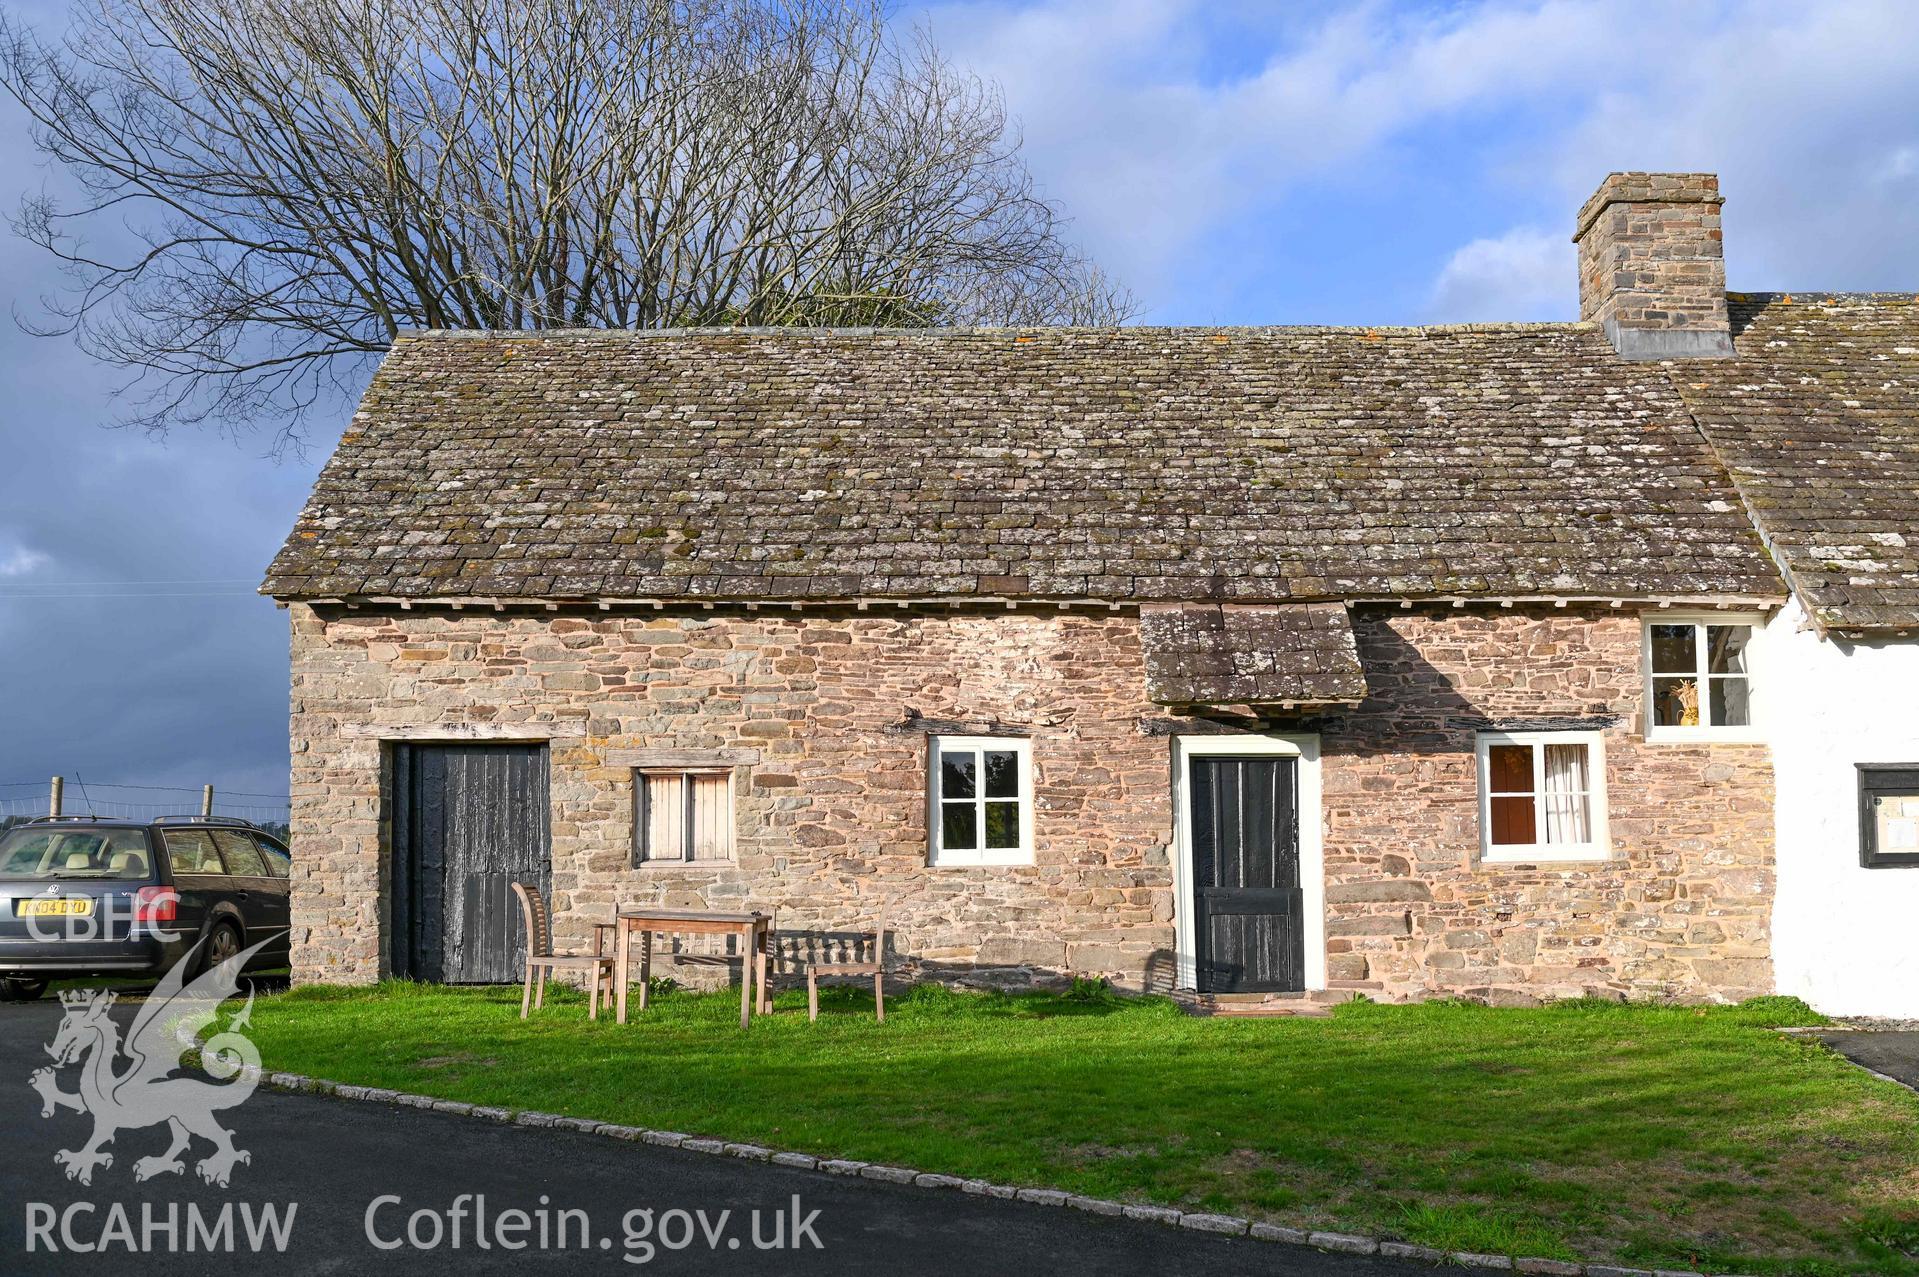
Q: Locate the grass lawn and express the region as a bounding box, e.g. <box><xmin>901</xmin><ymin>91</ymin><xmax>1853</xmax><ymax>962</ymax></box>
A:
<box><xmin>243</xmin><ymin>981</ymin><xmax>1919</xmax><ymax>1275</ymax></box>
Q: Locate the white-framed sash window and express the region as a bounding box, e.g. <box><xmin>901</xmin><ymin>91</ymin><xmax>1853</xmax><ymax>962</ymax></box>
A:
<box><xmin>928</xmin><ymin>736</ymin><xmax>1033</xmax><ymax>866</ymax></box>
<box><xmin>1644</xmin><ymin>615</ymin><xmax>1763</xmax><ymax>742</ymax></box>
<box><xmin>1475</xmin><ymin>730</ymin><xmax>1610</xmax><ymax>863</ymax></box>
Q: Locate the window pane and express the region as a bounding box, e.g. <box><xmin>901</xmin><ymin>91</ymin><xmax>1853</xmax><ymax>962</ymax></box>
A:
<box><xmin>983</xmin><ymin>750</ymin><xmax>1020</xmax><ymax>798</ymax></box>
<box><xmin>212</xmin><ymin>830</ymin><xmax>267</xmax><ymax>876</ymax></box>
<box><xmin>0</xmin><ymin>833</ymin><xmax>54</xmax><ymax>875</ymax></box>
<box><xmin>1650</xmin><ymin>624</ymin><xmax>1697</xmax><ymax>675</ymax></box>
<box><xmin>1706</xmin><ymin>625</ymin><xmax>1750</xmax><ymax>675</ymax></box>
<box><xmin>984</xmin><ymin>800</ymin><xmax>1021</xmax><ymax>849</ymax></box>
<box><xmin>256</xmin><ymin>842</ymin><xmax>291</xmax><ymax>878</ymax></box>
<box><xmin>940</xmin><ymin>751</ymin><xmax>976</xmax><ymax>799</ymax></box>
<box><xmin>941</xmin><ymin>802</ymin><xmax>978</xmax><ymax>850</ymax></box>
<box><xmin>1710</xmin><ymin>676</ymin><xmax>1750</xmax><ymax>727</ymax></box>
<box><xmin>1487</xmin><ymin>744</ymin><xmax>1534</xmax><ymax>794</ymax></box>
<box><xmin>1876</xmin><ymin>793</ymin><xmax>1919</xmax><ymax>852</ymax></box>
<box><xmin>1652</xmin><ymin>676</ymin><xmax>1700</xmax><ymax>727</ymax></box>
<box><xmin>0</xmin><ymin>829</ymin><xmax>150</xmax><ymax>880</ymax></box>
<box><xmin>164</xmin><ymin>830</ymin><xmax>224</xmax><ymax>875</ymax></box>
<box><xmin>1540</xmin><ymin>745</ymin><xmax>1591</xmax><ymax>844</ymax></box>
<box><xmin>1489</xmin><ymin>796</ymin><xmax>1537</xmax><ymax>845</ymax></box>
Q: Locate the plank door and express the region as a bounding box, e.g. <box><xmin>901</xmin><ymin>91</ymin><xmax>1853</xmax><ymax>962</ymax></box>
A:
<box><xmin>1189</xmin><ymin>755</ymin><xmax>1304</xmax><ymax>994</ymax></box>
<box><xmin>390</xmin><ymin>742</ymin><xmax>551</xmax><ymax>983</ymax></box>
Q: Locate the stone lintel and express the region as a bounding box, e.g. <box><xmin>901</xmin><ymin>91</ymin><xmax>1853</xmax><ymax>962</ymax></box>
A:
<box><xmin>341</xmin><ymin>721</ymin><xmax>588</xmax><ymax>741</ymax></box>
<box><xmin>886</xmin><ymin>714</ymin><xmax>1034</xmax><ymax>737</ymax></box>
<box><xmin>606</xmin><ymin>748</ymin><xmax>761</xmax><ymax>769</ymax></box>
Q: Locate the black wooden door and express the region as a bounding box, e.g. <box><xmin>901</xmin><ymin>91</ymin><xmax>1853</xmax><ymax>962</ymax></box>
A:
<box><xmin>391</xmin><ymin>743</ymin><xmax>551</xmax><ymax>983</ymax></box>
<box><xmin>1190</xmin><ymin>756</ymin><xmax>1304</xmax><ymax>993</ymax></box>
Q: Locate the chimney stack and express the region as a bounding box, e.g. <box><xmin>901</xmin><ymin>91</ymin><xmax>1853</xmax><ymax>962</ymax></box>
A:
<box><xmin>1573</xmin><ymin>172</ymin><xmax>1733</xmax><ymax>360</ymax></box>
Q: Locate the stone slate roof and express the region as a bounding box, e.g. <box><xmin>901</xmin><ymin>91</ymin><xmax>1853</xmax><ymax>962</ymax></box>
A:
<box><xmin>1139</xmin><ymin>603</ymin><xmax>1366</xmax><ymax>705</ymax></box>
<box><xmin>263</xmin><ymin>325</ymin><xmax>1783</xmax><ymax>605</ymax></box>
<box><xmin>1672</xmin><ymin>294</ymin><xmax>1919</xmax><ymax>634</ymax></box>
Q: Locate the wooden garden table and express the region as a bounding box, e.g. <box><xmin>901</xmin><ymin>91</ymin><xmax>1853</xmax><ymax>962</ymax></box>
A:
<box><xmin>613</xmin><ymin>908</ymin><xmax>772</xmax><ymax>1028</ymax></box>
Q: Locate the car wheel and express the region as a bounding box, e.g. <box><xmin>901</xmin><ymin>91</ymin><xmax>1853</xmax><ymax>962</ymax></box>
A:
<box><xmin>2</xmin><ymin>977</ymin><xmax>49</xmax><ymax>1002</ymax></box>
<box><xmin>198</xmin><ymin>923</ymin><xmax>243</xmax><ymax>976</ymax></box>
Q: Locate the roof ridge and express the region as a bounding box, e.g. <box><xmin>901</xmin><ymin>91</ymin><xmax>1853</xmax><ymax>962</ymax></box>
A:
<box><xmin>397</xmin><ymin>321</ymin><xmax>1602</xmax><ymax>341</ymax></box>
<box><xmin>1726</xmin><ymin>290</ymin><xmax>1919</xmax><ymax>303</ymax></box>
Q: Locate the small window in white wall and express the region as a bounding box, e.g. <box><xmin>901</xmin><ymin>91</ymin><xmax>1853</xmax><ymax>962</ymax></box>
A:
<box><xmin>1645</xmin><ymin>618</ymin><xmax>1760</xmax><ymax>739</ymax></box>
<box><xmin>1476</xmin><ymin>731</ymin><xmax>1610</xmax><ymax>863</ymax></box>
<box><xmin>1860</xmin><ymin>765</ymin><xmax>1919</xmax><ymax>869</ymax></box>
<box><xmin>634</xmin><ymin>769</ymin><xmax>734</xmax><ymax>864</ymax></box>
<box><xmin>928</xmin><ymin>737</ymin><xmax>1033</xmax><ymax>866</ymax></box>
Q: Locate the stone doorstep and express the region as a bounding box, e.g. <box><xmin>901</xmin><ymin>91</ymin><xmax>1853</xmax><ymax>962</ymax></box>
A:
<box><xmin>263</xmin><ymin>1072</ymin><xmax>1674</xmax><ymax>1276</ymax></box>
<box><xmin>1186</xmin><ymin>1003</ymin><xmax>1332</xmax><ymax>1019</ymax></box>
<box><xmin>1203</xmin><ymin>990</ymin><xmax>1356</xmax><ymax>1006</ymax></box>
<box><xmin>1180</xmin><ymin>990</ymin><xmax>1357</xmax><ymax>1018</ymax></box>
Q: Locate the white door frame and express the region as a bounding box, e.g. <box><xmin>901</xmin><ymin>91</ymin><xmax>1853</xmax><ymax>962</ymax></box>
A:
<box><xmin>1171</xmin><ymin>733</ymin><xmax>1325</xmax><ymax>993</ymax></box>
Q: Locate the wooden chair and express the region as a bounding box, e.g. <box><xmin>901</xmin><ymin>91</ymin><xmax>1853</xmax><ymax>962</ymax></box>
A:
<box><xmin>511</xmin><ymin>882</ymin><xmax>616</xmax><ymax>1020</ymax></box>
<box><xmin>806</xmin><ymin>903</ymin><xmax>889</xmax><ymax>1023</ymax></box>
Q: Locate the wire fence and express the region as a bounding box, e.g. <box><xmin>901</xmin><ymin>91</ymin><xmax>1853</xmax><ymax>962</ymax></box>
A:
<box><xmin>0</xmin><ymin>578</ymin><xmax>266</xmax><ymax>601</ymax></box>
<box><xmin>0</xmin><ymin>780</ymin><xmax>290</xmax><ymax>837</ymax></box>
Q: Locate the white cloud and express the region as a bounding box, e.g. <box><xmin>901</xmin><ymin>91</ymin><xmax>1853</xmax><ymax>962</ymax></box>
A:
<box><xmin>915</xmin><ymin>0</ymin><xmax>1919</xmax><ymax>319</ymax></box>
<box><xmin>0</xmin><ymin>545</ymin><xmax>50</xmax><ymax>577</ymax></box>
<box><xmin>1875</xmin><ymin>146</ymin><xmax>1919</xmax><ymax>185</ymax></box>
<box><xmin>1428</xmin><ymin>227</ymin><xmax>1568</xmax><ymax>322</ymax></box>
<box><xmin>1533</xmin><ymin>0</ymin><xmax>1919</xmax><ymax>293</ymax></box>
<box><xmin>917</xmin><ymin>0</ymin><xmax>1648</xmax><ymax>310</ymax></box>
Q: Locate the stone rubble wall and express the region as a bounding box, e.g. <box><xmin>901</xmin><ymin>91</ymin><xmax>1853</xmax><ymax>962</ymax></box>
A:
<box><xmin>287</xmin><ymin>602</ymin><xmax>1773</xmax><ymax>1002</ymax></box>
<box><xmin>1319</xmin><ymin>608</ymin><xmax>1773</xmax><ymax>1003</ymax></box>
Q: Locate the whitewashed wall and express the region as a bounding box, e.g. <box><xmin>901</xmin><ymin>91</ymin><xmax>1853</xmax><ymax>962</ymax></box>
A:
<box><xmin>1763</xmin><ymin>598</ymin><xmax>1919</xmax><ymax>1018</ymax></box>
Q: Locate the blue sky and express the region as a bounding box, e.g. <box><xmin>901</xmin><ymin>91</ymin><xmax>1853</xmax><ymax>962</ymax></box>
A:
<box><xmin>2</xmin><ymin>0</ymin><xmax>1916</xmax><ymax>814</ymax></box>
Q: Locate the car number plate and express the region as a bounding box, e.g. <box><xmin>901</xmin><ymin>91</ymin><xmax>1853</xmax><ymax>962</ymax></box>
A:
<box><xmin>15</xmin><ymin>898</ymin><xmax>93</xmax><ymax>917</ymax></box>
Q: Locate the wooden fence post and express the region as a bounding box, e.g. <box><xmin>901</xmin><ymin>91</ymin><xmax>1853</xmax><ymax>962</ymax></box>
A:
<box><xmin>49</xmin><ymin>776</ymin><xmax>62</xmax><ymax>817</ymax></box>
<box><xmin>202</xmin><ymin>785</ymin><xmax>215</xmax><ymax>817</ymax></box>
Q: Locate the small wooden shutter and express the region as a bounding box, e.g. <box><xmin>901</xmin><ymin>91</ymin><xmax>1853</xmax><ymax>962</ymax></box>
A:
<box><xmin>687</xmin><ymin>773</ymin><xmax>732</xmax><ymax>860</ymax></box>
<box><xmin>644</xmin><ymin>773</ymin><xmax>684</xmax><ymax>861</ymax></box>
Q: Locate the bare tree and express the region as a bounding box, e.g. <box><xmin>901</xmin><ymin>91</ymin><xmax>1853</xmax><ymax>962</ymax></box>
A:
<box><xmin>1</xmin><ymin>0</ymin><xmax>1133</xmax><ymax>443</ymax></box>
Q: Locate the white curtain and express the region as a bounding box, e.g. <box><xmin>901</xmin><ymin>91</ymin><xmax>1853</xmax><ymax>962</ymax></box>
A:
<box><xmin>1540</xmin><ymin>744</ymin><xmax>1591</xmax><ymax>844</ymax></box>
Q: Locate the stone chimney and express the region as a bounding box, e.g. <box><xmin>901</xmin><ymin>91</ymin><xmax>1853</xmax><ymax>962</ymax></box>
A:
<box><xmin>1573</xmin><ymin>172</ymin><xmax>1734</xmax><ymax>360</ymax></box>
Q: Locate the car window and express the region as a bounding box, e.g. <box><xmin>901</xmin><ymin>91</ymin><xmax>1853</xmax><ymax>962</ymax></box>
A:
<box><xmin>253</xmin><ymin>837</ymin><xmax>291</xmax><ymax>878</ymax></box>
<box><xmin>0</xmin><ymin>828</ymin><xmax>152</xmax><ymax>880</ymax></box>
<box><xmin>212</xmin><ymin>830</ymin><xmax>268</xmax><ymax>876</ymax></box>
<box><xmin>163</xmin><ymin>830</ymin><xmax>226</xmax><ymax>876</ymax></box>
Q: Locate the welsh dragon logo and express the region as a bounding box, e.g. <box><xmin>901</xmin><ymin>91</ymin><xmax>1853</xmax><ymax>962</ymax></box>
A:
<box><xmin>29</xmin><ymin>937</ymin><xmax>272</xmax><ymax>1187</ymax></box>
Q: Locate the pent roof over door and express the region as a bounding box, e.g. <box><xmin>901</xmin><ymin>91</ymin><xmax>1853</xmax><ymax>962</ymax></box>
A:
<box><xmin>1140</xmin><ymin>603</ymin><xmax>1367</xmax><ymax>707</ymax></box>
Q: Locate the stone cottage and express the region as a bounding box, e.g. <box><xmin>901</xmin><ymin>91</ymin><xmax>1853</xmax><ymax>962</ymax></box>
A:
<box><xmin>268</xmin><ymin>171</ymin><xmax>1908</xmax><ymax>1008</ymax></box>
